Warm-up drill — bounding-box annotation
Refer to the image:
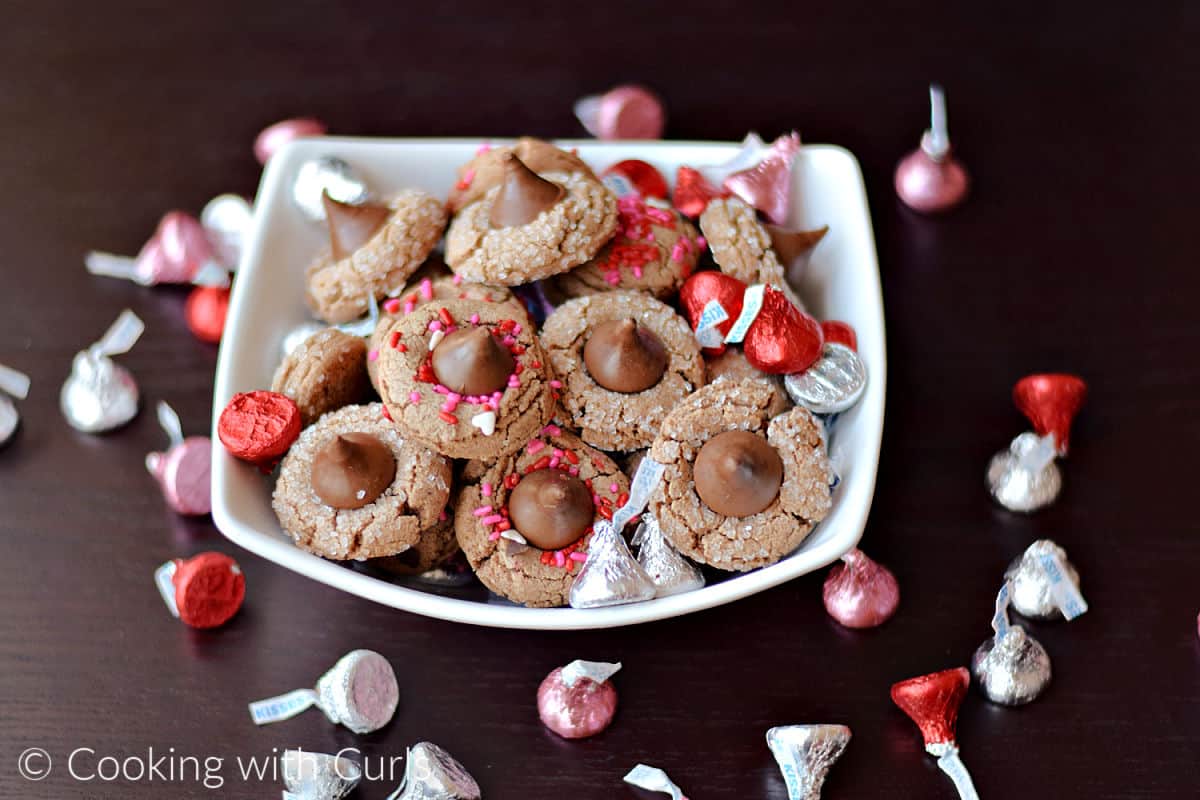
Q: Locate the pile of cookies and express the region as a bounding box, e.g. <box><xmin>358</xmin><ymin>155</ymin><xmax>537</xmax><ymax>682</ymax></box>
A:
<box><xmin>241</xmin><ymin>138</ymin><xmax>847</xmax><ymax>608</ymax></box>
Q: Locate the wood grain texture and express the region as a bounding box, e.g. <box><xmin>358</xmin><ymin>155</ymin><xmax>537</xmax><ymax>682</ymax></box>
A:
<box><xmin>1</xmin><ymin>1</ymin><xmax>1198</xmax><ymax>797</ymax></box>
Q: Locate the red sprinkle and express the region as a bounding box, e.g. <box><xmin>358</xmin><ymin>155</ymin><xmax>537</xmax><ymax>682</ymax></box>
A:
<box><xmin>597</xmin><ymin>505</ymin><xmax>613</xmax><ymax>521</ymax></box>
<box><xmin>389</xmin><ymin>330</ymin><xmax>402</xmax><ymax>347</ymax></box>
<box><xmin>438</xmin><ymin>410</ymin><xmax>459</xmax><ymax>424</ymax></box>
<box><xmin>526</xmin><ymin>455</ymin><xmax>551</xmax><ymax>473</ymax></box>
<box><xmin>617</xmin><ymin>491</ymin><xmax>630</xmax><ymax>507</ymax></box>
<box><xmin>564</xmin><ymin>450</ymin><xmax>580</xmax><ymax>465</ymax></box>
<box><xmin>217</xmin><ymin>391</ymin><xmax>301</xmax><ymax>465</ymax></box>
<box><xmin>381</xmin><ymin>405</ymin><xmax>393</xmax><ymax>421</ymax></box>
<box><xmin>504</xmin><ymin>473</ymin><xmax>520</xmax><ymax>489</ymax></box>
<box><xmin>438</xmin><ymin>307</ymin><xmax>455</xmax><ymax>326</ymax></box>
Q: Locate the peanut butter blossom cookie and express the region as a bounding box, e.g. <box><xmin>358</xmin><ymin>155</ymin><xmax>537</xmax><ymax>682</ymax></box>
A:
<box><xmin>540</xmin><ymin>291</ymin><xmax>705</xmax><ymax>452</ymax></box>
<box><xmin>454</xmin><ymin>427</ymin><xmax>628</xmax><ymax>607</ymax></box>
<box><xmin>306</xmin><ymin>190</ymin><xmax>448</xmax><ymax>324</ymax></box>
<box><xmin>444</xmin><ymin>152</ymin><xmax>618</xmax><ymax>286</ymax></box>
<box><xmin>546</xmin><ymin>195</ymin><xmax>703</xmax><ymax>300</ymax></box>
<box><xmin>366</xmin><ymin>275</ymin><xmax>522</xmax><ymax>390</ymax></box>
<box><xmin>649</xmin><ymin>379</ymin><xmax>833</xmax><ymax>571</ymax></box>
<box><xmin>372</xmin><ymin>516</ymin><xmax>459</xmax><ymax>575</ymax></box>
<box><xmin>376</xmin><ymin>298</ymin><xmax>555</xmax><ymax>460</ymax></box>
<box><xmin>273</xmin><ymin>403</ymin><xmax>453</xmax><ymax>560</ymax></box>
<box><xmin>447</xmin><ymin>137</ymin><xmax>597</xmax><ymax>212</ymax></box>
<box><xmin>271</xmin><ymin>327</ymin><xmax>370</xmax><ymax>426</ymax></box>
<box><xmin>698</xmin><ymin>196</ymin><xmax>813</xmax><ymax>309</ymax></box>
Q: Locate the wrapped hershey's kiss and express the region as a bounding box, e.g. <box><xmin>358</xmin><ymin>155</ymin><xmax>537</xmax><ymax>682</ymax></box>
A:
<box><xmin>822</xmin><ymin>548</ymin><xmax>899</xmax><ymax>629</ymax></box>
<box><xmin>386</xmin><ymin>742</ymin><xmax>480</xmax><ymax>800</ymax></box>
<box><xmin>987</xmin><ymin>373</ymin><xmax>1087</xmax><ymax>512</ymax></box>
<box><xmin>890</xmin><ymin>667</ymin><xmax>980</xmax><ymax>800</ymax></box>
<box><xmin>569</xmin><ymin>456</ymin><xmax>664</xmax><ymax>608</ymax></box>
<box><xmin>0</xmin><ymin>363</ymin><xmax>31</xmax><ymax>447</ymax></box>
<box><xmin>60</xmin><ymin>309</ymin><xmax>144</xmax><ymax>433</ymax></box>
<box><xmin>201</xmin><ymin>193</ymin><xmax>254</xmax><ymax>270</ymax></box>
<box><xmin>573</xmin><ymin>84</ymin><xmax>665</xmax><ymax>140</ymax></box>
<box><xmin>894</xmin><ymin>85</ymin><xmax>970</xmax><ymax>214</ymax></box>
<box><xmin>632</xmin><ymin>514</ymin><xmax>704</xmax><ymax>597</ymax></box>
<box><xmin>249</xmin><ymin>649</ymin><xmax>399</xmax><ymax>733</ymax></box>
<box><xmin>972</xmin><ymin>583</ymin><xmax>1052</xmax><ymax>706</ymax></box>
<box><xmin>86</xmin><ymin>211</ymin><xmax>228</xmax><ymax>287</ymax></box>
<box><xmin>281</xmin><ymin>749</ymin><xmax>362</xmax><ymax>800</ymax></box>
<box><xmin>146</xmin><ymin>401</ymin><xmax>212</xmax><ymax>516</ymax></box>
<box><xmin>292</xmin><ymin>156</ymin><xmax>369</xmax><ymax>222</ymax></box>
<box><xmin>766</xmin><ymin>724</ymin><xmax>851</xmax><ymax>800</ymax></box>
<box><xmin>784</xmin><ymin>343</ymin><xmax>868</xmax><ymax>415</ymax></box>
<box><xmin>154</xmin><ymin>552</ymin><xmax>245</xmax><ymax>629</ymax></box>
<box><xmin>537</xmin><ymin>660</ymin><xmax>621</xmax><ymax>739</ymax></box>
<box><xmin>624</xmin><ymin>764</ymin><xmax>688</xmax><ymax>800</ymax></box>
<box><xmin>1004</xmin><ymin>539</ymin><xmax>1087</xmax><ymax>621</ymax></box>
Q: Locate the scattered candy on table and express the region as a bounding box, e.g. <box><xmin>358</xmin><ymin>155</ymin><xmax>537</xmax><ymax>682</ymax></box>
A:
<box><xmin>154</xmin><ymin>551</ymin><xmax>245</xmax><ymax>629</ymax></box>
<box><xmin>624</xmin><ymin>764</ymin><xmax>688</xmax><ymax>799</ymax></box>
<box><xmin>972</xmin><ymin>583</ymin><xmax>1052</xmax><ymax>705</ymax></box>
<box><xmin>537</xmin><ymin>659</ymin><xmax>621</xmax><ymax>739</ymax></box>
<box><xmin>890</xmin><ymin>667</ymin><xmax>979</xmax><ymax>800</ymax></box>
<box><xmin>86</xmin><ymin>211</ymin><xmax>228</xmax><ymax>287</ymax></box>
<box><xmin>1004</xmin><ymin>539</ymin><xmax>1088</xmax><ymax>621</ymax></box>
<box><xmin>632</xmin><ymin>513</ymin><xmax>705</xmax><ymax>597</ymax></box>
<box><xmin>387</xmin><ymin>742</ymin><xmax>480</xmax><ymax>800</ymax></box>
<box><xmin>573</xmin><ymin>84</ymin><xmax>666</xmax><ymax>140</ymax></box>
<box><xmin>765</xmin><ymin>724</ymin><xmax>851</xmax><ymax>800</ymax></box>
<box><xmin>185</xmin><ymin>285</ymin><xmax>231</xmax><ymax>344</ymax></box>
<box><xmin>987</xmin><ymin>372</ymin><xmax>1087</xmax><ymax>512</ymax></box>
<box><xmin>145</xmin><ymin>401</ymin><xmax>212</xmax><ymax>516</ymax></box>
<box><xmin>280</xmin><ymin>749</ymin><xmax>362</xmax><ymax>800</ymax></box>
<box><xmin>822</xmin><ymin>548</ymin><xmax>899</xmax><ymax>629</ymax></box>
<box><xmin>60</xmin><ymin>309</ymin><xmax>144</xmax><ymax>433</ymax></box>
<box><xmin>0</xmin><ymin>363</ymin><xmax>30</xmax><ymax>447</ymax></box>
<box><xmin>249</xmin><ymin>649</ymin><xmax>399</xmax><ymax>734</ymax></box>
<box><xmin>894</xmin><ymin>84</ymin><xmax>969</xmax><ymax>213</ymax></box>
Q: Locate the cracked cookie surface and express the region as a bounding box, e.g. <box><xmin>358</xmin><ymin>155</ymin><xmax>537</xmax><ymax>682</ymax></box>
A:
<box><xmin>540</xmin><ymin>291</ymin><xmax>704</xmax><ymax>452</ymax></box>
<box><xmin>699</xmin><ymin>196</ymin><xmax>804</xmax><ymax>309</ymax></box>
<box><xmin>272</xmin><ymin>403</ymin><xmax>453</xmax><ymax>560</ymax></box>
<box><xmin>704</xmin><ymin>348</ymin><xmax>792</xmax><ymax>418</ymax></box>
<box><xmin>271</xmin><ymin>327</ymin><xmax>370</xmax><ymax>426</ymax></box>
<box><xmin>649</xmin><ymin>379</ymin><xmax>832</xmax><ymax>571</ymax></box>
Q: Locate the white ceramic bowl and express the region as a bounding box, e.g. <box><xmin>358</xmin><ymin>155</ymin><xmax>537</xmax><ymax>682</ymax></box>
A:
<box><xmin>212</xmin><ymin>137</ymin><xmax>885</xmax><ymax>630</ymax></box>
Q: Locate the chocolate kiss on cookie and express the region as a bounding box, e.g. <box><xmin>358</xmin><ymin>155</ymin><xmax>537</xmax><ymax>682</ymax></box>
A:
<box><xmin>509</xmin><ymin>469</ymin><xmax>594</xmax><ymax>551</ymax></box>
<box><xmin>583</xmin><ymin>319</ymin><xmax>668</xmax><ymax>393</ymax></box>
<box><xmin>431</xmin><ymin>326</ymin><xmax>515</xmax><ymax>396</ymax></box>
<box><xmin>765</xmin><ymin>224</ymin><xmax>829</xmax><ymax>273</ymax></box>
<box><xmin>323</xmin><ymin>192</ymin><xmax>392</xmax><ymax>261</ymax></box>
<box><xmin>488</xmin><ymin>153</ymin><xmax>566</xmax><ymax>228</ymax></box>
<box><xmin>693</xmin><ymin>430</ymin><xmax>783</xmax><ymax>517</ymax></box>
<box><xmin>311</xmin><ymin>433</ymin><xmax>397</xmax><ymax>509</ymax></box>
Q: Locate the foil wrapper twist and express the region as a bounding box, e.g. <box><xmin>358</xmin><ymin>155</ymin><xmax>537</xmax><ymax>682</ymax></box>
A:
<box><xmin>281</xmin><ymin>294</ymin><xmax>379</xmax><ymax>358</ymax></box>
<box><xmin>60</xmin><ymin>309</ymin><xmax>144</xmax><ymax>433</ymax></box>
<box><xmin>784</xmin><ymin>343</ymin><xmax>867</xmax><ymax>415</ymax></box>
<box><xmin>632</xmin><ymin>515</ymin><xmax>704</xmax><ymax>597</ymax></box>
<box><xmin>281</xmin><ymin>749</ymin><xmax>362</xmax><ymax>800</ymax></box>
<box><xmin>386</xmin><ymin>742</ymin><xmax>480</xmax><ymax>800</ymax></box>
<box><xmin>623</xmin><ymin>764</ymin><xmax>688</xmax><ymax>800</ymax></box>
<box><xmin>292</xmin><ymin>156</ymin><xmax>369</xmax><ymax>222</ymax></box>
<box><xmin>537</xmin><ymin>660</ymin><xmax>621</xmax><ymax>739</ymax></box>
<box><xmin>0</xmin><ymin>363</ymin><xmax>31</xmax><ymax>446</ymax></box>
<box><xmin>766</xmin><ymin>724</ymin><xmax>851</xmax><ymax>800</ymax></box>
<box><xmin>972</xmin><ymin>583</ymin><xmax>1051</xmax><ymax>705</ymax></box>
<box><xmin>249</xmin><ymin>649</ymin><xmax>399</xmax><ymax>734</ymax></box>
<box><xmin>1004</xmin><ymin>539</ymin><xmax>1087</xmax><ymax>620</ymax></box>
<box><xmin>987</xmin><ymin>431</ymin><xmax>1062</xmax><ymax>512</ymax></box>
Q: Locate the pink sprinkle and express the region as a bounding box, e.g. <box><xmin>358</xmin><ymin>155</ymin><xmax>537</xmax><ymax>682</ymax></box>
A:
<box><xmin>441</xmin><ymin>400</ymin><xmax>458</xmax><ymax>413</ymax></box>
<box><xmin>433</xmin><ymin>384</ymin><xmax>449</xmax><ymax>395</ymax></box>
<box><xmin>447</xmin><ymin>392</ymin><xmax>462</xmax><ymax>403</ymax></box>
<box><xmin>481</xmin><ymin>482</ymin><xmax>493</xmax><ymax>497</ymax></box>
<box><xmin>554</xmin><ymin>551</ymin><xmax>566</xmax><ymax>567</ymax></box>
<box><xmin>502</xmin><ymin>335</ymin><xmax>516</xmax><ymax>346</ymax></box>
<box><xmin>428</xmin><ymin>320</ymin><xmax>443</xmax><ymax>332</ymax></box>
<box><xmin>463</xmin><ymin>168</ymin><xmax>477</xmax><ymax>184</ymax></box>
<box><xmin>469</xmin><ymin>313</ymin><xmax>480</xmax><ymax>324</ymax></box>
<box><xmin>549</xmin><ymin>379</ymin><xmax>563</xmax><ymax>389</ymax></box>
<box><xmin>419</xmin><ymin>278</ymin><xmax>433</xmax><ymax>301</ymax></box>
<box><xmin>512</xmin><ymin>323</ymin><xmax>523</xmax><ymax>335</ymax></box>
<box><xmin>671</xmin><ymin>242</ymin><xmax>685</xmax><ymax>262</ymax></box>
<box><xmin>569</xmin><ymin>552</ymin><xmax>587</xmax><ymax>562</ymax></box>
<box><xmin>475</xmin><ymin>143</ymin><xmax>492</xmax><ymax>155</ymax></box>
<box><xmin>439</xmin><ymin>509</ymin><xmax>448</xmax><ymax>521</ymax></box>
<box><xmin>473</xmin><ymin>505</ymin><xmax>493</xmax><ymax>517</ymax></box>
<box><xmin>552</xmin><ymin>448</ymin><xmax>564</xmax><ymax>458</ymax></box>
<box><xmin>568</xmin><ymin>466</ymin><xmax>580</xmax><ymax>476</ymax></box>
<box><xmin>403</xmin><ymin>301</ymin><xmax>416</xmax><ymax>314</ymax></box>
<box><xmin>488</xmin><ymin>530</ymin><xmax>501</xmax><ymax>541</ymax></box>
<box><xmin>548</xmin><ymin>456</ymin><xmax>560</xmax><ymax>468</ymax></box>
<box><xmin>632</xmin><ymin>265</ymin><xmax>644</xmax><ymax>278</ymax></box>
<box><xmin>452</xmin><ymin>273</ymin><xmax>464</xmax><ymax>285</ymax></box>
<box><xmin>507</xmin><ymin>376</ymin><xmax>520</xmax><ymax>388</ymax></box>
<box><xmin>609</xmin><ymin>482</ymin><xmax>619</xmax><ymax>493</ymax></box>
<box><xmin>368</xmin><ymin>349</ymin><xmax>380</xmax><ymax>362</ymax></box>
<box><xmin>481</xmin><ymin>514</ymin><xmax>504</xmax><ymax>525</ymax></box>
<box><xmin>527</xmin><ymin>440</ymin><xmax>545</xmax><ymax>455</ymax></box>
<box><xmin>696</xmin><ymin>236</ymin><xmax>707</xmax><ymax>249</ymax></box>
<box><xmin>604</xmin><ymin>270</ymin><xmax>621</xmax><ymax>286</ymax></box>
<box><xmin>408</xmin><ymin>391</ymin><xmax>421</xmax><ymax>404</ymax></box>
<box><xmin>383</xmin><ymin>298</ymin><xmax>402</xmax><ymax>314</ymax></box>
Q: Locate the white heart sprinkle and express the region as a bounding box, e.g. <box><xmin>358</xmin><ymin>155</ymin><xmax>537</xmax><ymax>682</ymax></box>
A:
<box><xmin>428</xmin><ymin>329</ymin><xmax>445</xmax><ymax>350</ymax></box>
<box><xmin>500</xmin><ymin>530</ymin><xmax>527</xmax><ymax>544</ymax></box>
<box><xmin>471</xmin><ymin>410</ymin><xmax>496</xmax><ymax>436</ymax></box>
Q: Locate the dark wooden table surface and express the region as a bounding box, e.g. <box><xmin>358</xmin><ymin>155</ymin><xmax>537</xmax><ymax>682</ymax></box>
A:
<box><xmin>2</xmin><ymin>2</ymin><xmax>1197</xmax><ymax>798</ymax></box>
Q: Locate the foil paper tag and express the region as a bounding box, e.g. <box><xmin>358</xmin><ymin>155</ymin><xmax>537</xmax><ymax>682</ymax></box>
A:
<box><xmin>930</xmin><ymin>745</ymin><xmax>980</xmax><ymax>800</ymax></box>
<box><xmin>154</xmin><ymin>560</ymin><xmax>180</xmax><ymax>618</ymax></box>
<box><xmin>560</xmin><ymin>660</ymin><xmax>622</xmax><ymax>688</ymax></box>
<box><xmin>157</xmin><ymin>401</ymin><xmax>185</xmax><ymax>447</ymax></box>
<box><xmin>336</xmin><ymin>293</ymin><xmax>380</xmax><ymax>338</ymax></box>
<box><xmin>695</xmin><ymin>300</ymin><xmax>730</xmax><ymax>349</ymax></box>
<box><xmin>991</xmin><ymin>583</ymin><xmax>1011</xmax><ymax>639</ymax></box>
<box><xmin>624</xmin><ymin>764</ymin><xmax>687</xmax><ymax>800</ymax></box>
<box><xmin>723</xmin><ymin>283</ymin><xmax>764</xmax><ymax>344</ymax></box>
<box><xmin>248</xmin><ymin>689</ymin><xmax>320</xmax><ymax>725</ymax></box>
<box><xmin>94</xmin><ymin>309</ymin><xmax>145</xmax><ymax>358</ymax></box>
<box><xmin>0</xmin><ymin>364</ymin><xmax>31</xmax><ymax>400</ymax></box>
<box><xmin>1036</xmin><ymin>552</ymin><xmax>1088</xmax><ymax>619</ymax></box>
<box><xmin>613</xmin><ymin>456</ymin><xmax>665</xmax><ymax>531</ymax></box>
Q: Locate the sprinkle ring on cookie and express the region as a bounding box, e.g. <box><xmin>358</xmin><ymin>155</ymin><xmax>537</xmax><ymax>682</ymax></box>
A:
<box><xmin>454</xmin><ymin>427</ymin><xmax>629</xmax><ymax>607</ymax></box>
<box><xmin>377</xmin><ymin>298</ymin><xmax>555</xmax><ymax>460</ymax></box>
<box><xmin>540</xmin><ymin>291</ymin><xmax>705</xmax><ymax>452</ymax></box>
<box><xmin>649</xmin><ymin>379</ymin><xmax>833</xmax><ymax>571</ymax></box>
